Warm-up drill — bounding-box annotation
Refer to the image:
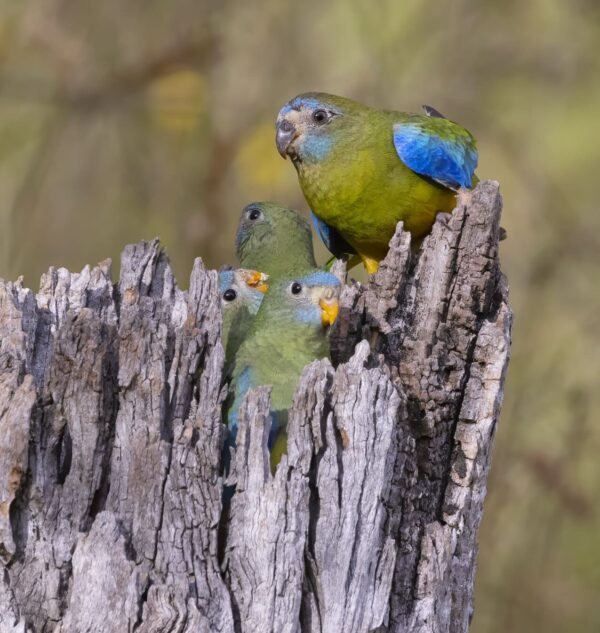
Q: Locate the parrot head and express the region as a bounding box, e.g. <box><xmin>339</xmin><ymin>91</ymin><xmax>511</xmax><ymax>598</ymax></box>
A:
<box><xmin>276</xmin><ymin>92</ymin><xmax>367</xmax><ymax>166</ymax></box>
<box><xmin>267</xmin><ymin>270</ymin><xmax>341</xmax><ymax>329</ymax></box>
<box><xmin>219</xmin><ymin>268</ymin><xmax>269</xmax><ymax>373</ymax></box>
<box><xmin>219</xmin><ymin>268</ymin><xmax>269</xmax><ymax>315</ymax></box>
<box><xmin>235</xmin><ymin>201</ymin><xmax>315</xmax><ymax>273</ymax></box>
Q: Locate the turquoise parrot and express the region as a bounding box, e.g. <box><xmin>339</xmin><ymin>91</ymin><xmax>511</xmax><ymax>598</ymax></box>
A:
<box><xmin>219</xmin><ymin>268</ymin><xmax>268</xmax><ymax>373</ymax></box>
<box><xmin>235</xmin><ymin>202</ymin><xmax>317</xmax><ymax>278</ymax></box>
<box><xmin>275</xmin><ymin>93</ymin><xmax>478</xmax><ymax>274</ymax></box>
<box><xmin>226</xmin><ymin>270</ymin><xmax>341</xmax><ymax>471</ymax></box>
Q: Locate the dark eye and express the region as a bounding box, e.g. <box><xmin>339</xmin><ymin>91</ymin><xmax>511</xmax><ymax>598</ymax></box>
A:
<box><xmin>290</xmin><ymin>282</ymin><xmax>302</xmax><ymax>295</ymax></box>
<box><xmin>223</xmin><ymin>289</ymin><xmax>237</xmax><ymax>302</ymax></box>
<box><xmin>248</xmin><ymin>208</ymin><xmax>262</xmax><ymax>221</ymax></box>
<box><xmin>312</xmin><ymin>109</ymin><xmax>328</xmax><ymax>124</ymax></box>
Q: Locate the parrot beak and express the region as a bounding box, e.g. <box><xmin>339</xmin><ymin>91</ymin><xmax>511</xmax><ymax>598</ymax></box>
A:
<box><xmin>276</xmin><ymin>119</ymin><xmax>297</xmax><ymax>158</ymax></box>
<box><xmin>319</xmin><ymin>290</ymin><xmax>340</xmax><ymax>327</ymax></box>
<box><xmin>243</xmin><ymin>270</ymin><xmax>269</xmax><ymax>293</ymax></box>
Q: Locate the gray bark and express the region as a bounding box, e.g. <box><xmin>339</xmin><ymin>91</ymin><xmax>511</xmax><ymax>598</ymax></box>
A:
<box><xmin>0</xmin><ymin>181</ymin><xmax>511</xmax><ymax>632</ymax></box>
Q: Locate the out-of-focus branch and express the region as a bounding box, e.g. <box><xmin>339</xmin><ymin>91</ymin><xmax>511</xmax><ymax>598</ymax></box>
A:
<box><xmin>13</xmin><ymin>6</ymin><xmax>218</xmax><ymax>108</ymax></box>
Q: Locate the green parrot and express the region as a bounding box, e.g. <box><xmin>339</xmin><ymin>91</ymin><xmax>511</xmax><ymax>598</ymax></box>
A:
<box><xmin>235</xmin><ymin>201</ymin><xmax>317</xmax><ymax>278</ymax></box>
<box><xmin>219</xmin><ymin>268</ymin><xmax>269</xmax><ymax>374</ymax></box>
<box><xmin>275</xmin><ymin>93</ymin><xmax>478</xmax><ymax>274</ymax></box>
<box><xmin>226</xmin><ymin>269</ymin><xmax>341</xmax><ymax>471</ymax></box>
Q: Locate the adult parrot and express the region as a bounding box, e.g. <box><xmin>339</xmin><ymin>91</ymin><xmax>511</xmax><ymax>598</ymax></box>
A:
<box><xmin>276</xmin><ymin>93</ymin><xmax>478</xmax><ymax>274</ymax></box>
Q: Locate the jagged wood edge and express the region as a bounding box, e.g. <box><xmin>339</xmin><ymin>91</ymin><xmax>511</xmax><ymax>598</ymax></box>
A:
<box><xmin>0</xmin><ymin>180</ymin><xmax>511</xmax><ymax>633</ymax></box>
<box><xmin>0</xmin><ymin>242</ymin><xmax>235</xmax><ymax>633</ymax></box>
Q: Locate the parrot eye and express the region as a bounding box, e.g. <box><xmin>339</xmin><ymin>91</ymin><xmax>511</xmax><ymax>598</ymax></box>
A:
<box><xmin>312</xmin><ymin>109</ymin><xmax>328</xmax><ymax>125</ymax></box>
<box><xmin>223</xmin><ymin>289</ymin><xmax>237</xmax><ymax>302</ymax></box>
<box><xmin>290</xmin><ymin>282</ymin><xmax>303</xmax><ymax>295</ymax></box>
<box><xmin>247</xmin><ymin>208</ymin><xmax>262</xmax><ymax>221</ymax></box>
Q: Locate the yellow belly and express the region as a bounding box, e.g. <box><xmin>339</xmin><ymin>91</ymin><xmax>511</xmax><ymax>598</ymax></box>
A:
<box><xmin>299</xmin><ymin>149</ymin><xmax>457</xmax><ymax>272</ymax></box>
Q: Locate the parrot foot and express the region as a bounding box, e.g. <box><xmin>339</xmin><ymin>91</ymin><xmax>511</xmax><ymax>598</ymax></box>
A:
<box><xmin>360</xmin><ymin>255</ymin><xmax>380</xmax><ymax>276</ymax></box>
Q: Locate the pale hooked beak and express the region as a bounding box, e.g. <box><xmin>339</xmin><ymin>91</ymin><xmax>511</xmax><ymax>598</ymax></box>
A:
<box><xmin>319</xmin><ymin>288</ymin><xmax>340</xmax><ymax>327</ymax></box>
<box><xmin>242</xmin><ymin>270</ymin><xmax>269</xmax><ymax>293</ymax></box>
<box><xmin>276</xmin><ymin>119</ymin><xmax>297</xmax><ymax>158</ymax></box>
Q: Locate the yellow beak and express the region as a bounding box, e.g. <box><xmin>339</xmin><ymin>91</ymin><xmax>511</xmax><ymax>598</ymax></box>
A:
<box><xmin>319</xmin><ymin>297</ymin><xmax>339</xmax><ymax>327</ymax></box>
<box><xmin>243</xmin><ymin>270</ymin><xmax>269</xmax><ymax>293</ymax></box>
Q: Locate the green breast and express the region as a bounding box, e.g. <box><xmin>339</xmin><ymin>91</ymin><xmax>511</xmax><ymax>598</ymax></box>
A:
<box><xmin>235</xmin><ymin>323</ymin><xmax>330</xmax><ymax>413</ymax></box>
<box><xmin>297</xmin><ymin>116</ymin><xmax>455</xmax><ymax>258</ymax></box>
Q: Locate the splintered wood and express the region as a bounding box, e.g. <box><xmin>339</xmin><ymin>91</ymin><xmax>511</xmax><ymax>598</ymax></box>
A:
<box><xmin>0</xmin><ymin>182</ymin><xmax>510</xmax><ymax>633</ymax></box>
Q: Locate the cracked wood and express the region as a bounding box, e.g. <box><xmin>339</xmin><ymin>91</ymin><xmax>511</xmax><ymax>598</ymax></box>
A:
<box><xmin>0</xmin><ymin>181</ymin><xmax>511</xmax><ymax>633</ymax></box>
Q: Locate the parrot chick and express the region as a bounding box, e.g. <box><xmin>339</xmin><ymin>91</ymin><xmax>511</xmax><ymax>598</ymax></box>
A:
<box><xmin>226</xmin><ymin>270</ymin><xmax>341</xmax><ymax>471</ymax></box>
<box><xmin>219</xmin><ymin>268</ymin><xmax>269</xmax><ymax>374</ymax></box>
<box><xmin>235</xmin><ymin>201</ymin><xmax>317</xmax><ymax>278</ymax></box>
<box><xmin>276</xmin><ymin>92</ymin><xmax>478</xmax><ymax>274</ymax></box>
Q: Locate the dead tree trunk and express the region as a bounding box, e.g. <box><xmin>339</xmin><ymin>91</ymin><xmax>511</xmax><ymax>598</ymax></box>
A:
<box><xmin>0</xmin><ymin>181</ymin><xmax>511</xmax><ymax>633</ymax></box>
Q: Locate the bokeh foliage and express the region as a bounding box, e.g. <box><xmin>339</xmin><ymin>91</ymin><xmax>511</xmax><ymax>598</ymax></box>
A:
<box><xmin>1</xmin><ymin>1</ymin><xmax>599</xmax><ymax>630</ymax></box>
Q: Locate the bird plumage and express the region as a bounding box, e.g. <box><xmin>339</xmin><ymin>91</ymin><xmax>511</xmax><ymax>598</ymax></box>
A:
<box><xmin>219</xmin><ymin>268</ymin><xmax>268</xmax><ymax>374</ymax></box>
<box><xmin>310</xmin><ymin>210</ymin><xmax>357</xmax><ymax>262</ymax></box>
<box><xmin>226</xmin><ymin>270</ymin><xmax>341</xmax><ymax>470</ymax></box>
<box><xmin>276</xmin><ymin>92</ymin><xmax>478</xmax><ymax>273</ymax></box>
<box><xmin>235</xmin><ymin>201</ymin><xmax>317</xmax><ymax>278</ymax></box>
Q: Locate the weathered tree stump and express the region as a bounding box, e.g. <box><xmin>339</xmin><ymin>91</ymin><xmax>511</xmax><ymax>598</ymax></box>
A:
<box><xmin>0</xmin><ymin>181</ymin><xmax>511</xmax><ymax>633</ymax></box>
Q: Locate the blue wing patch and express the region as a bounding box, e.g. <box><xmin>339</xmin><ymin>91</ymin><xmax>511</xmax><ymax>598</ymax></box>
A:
<box><xmin>392</xmin><ymin>121</ymin><xmax>478</xmax><ymax>190</ymax></box>
<box><xmin>228</xmin><ymin>366</ymin><xmax>254</xmax><ymax>438</ymax></box>
<box><xmin>310</xmin><ymin>211</ymin><xmax>357</xmax><ymax>260</ymax></box>
<box><xmin>222</xmin><ymin>366</ymin><xmax>254</xmax><ymax>485</ymax></box>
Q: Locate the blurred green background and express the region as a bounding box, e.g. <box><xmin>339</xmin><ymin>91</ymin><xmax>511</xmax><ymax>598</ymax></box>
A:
<box><xmin>1</xmin><ymin>1</ymin><xmax>598</xmax><ymax>630</ymax></box>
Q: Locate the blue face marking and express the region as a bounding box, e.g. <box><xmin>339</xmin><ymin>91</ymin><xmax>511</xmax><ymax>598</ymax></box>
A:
<box><xmin>278</xmin><ymin>103</ymin><xmax>294</xmax><ymax>117</ymax></box>
<box><xmin>292</xmin><ymin>96</ymin><xmax>328</xmax><ymax>111</ymax></box>
<box><xmin>278</xmin><ymin>97</ymin><xmax>340</xmax><ymax>163</ymax></box>
<box><xmin>294</xmin><ymin>302</ymin><xmax>322</xmax><ymax>326</ymax></box>
<box><xmin>219</xmin><ymin>270</ymin><xmax>265</xmax><ymax>314</ymax></box>
<box><xmin>218</xmin><ymin>270</ymin><xmax>234</xmax><ymax>293</ymax></box>
<box><xmin>279</xmin><ymin>96</ymin><xmax>329</xmax><ymax>118</ymax></box>
<box><xmin>285</xmin><ymin>270</ymin><xmax>340</xmax><ymax>326</ymax></box>
<box><xmin>299</xmin><ymin>133</ymin><xmax>332</xmax><ymax>161</ymax></box>
<box><xmin>296</xmin><ymin>270</ymin><xmax>341</xmax><ymax>289</ymax></box>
